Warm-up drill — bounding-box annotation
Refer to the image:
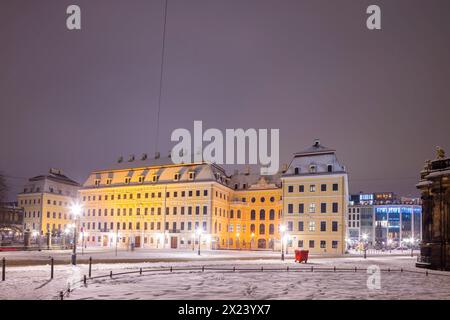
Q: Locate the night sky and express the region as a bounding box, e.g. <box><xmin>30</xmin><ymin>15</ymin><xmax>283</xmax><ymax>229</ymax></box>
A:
<box><xmin>1</xmin><ymin>0</ymin><xmax>449</xmax><ymax>200</ymax></box>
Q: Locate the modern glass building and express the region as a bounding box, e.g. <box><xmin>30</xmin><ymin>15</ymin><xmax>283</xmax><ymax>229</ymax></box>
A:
<box><xmin>347</xmin><ymin>193</ymin><xmax>422</xmax><ymax>248</ymax></box>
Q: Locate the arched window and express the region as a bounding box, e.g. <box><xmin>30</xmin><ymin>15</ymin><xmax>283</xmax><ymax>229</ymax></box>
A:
<box><xmin>250</xmin><ymin>224</ymin><xmax>256</xmax><ymax>233</ymax></box>
<box><xmin>230</xmin><ymin>210</ymin><xmax>234</xmax><ymax>219</ymax></box>
<box><xmin>251</xmin><ymin>210</ymin><xmax>256</xmax><ymax>220</ymax></box>
<box><xmin>269</xmin><ymin>209</ymin><xmax>275</xmax><ymax>220</ymax></box>
<box><xmin>237</xmin><ymin>210</ymin><xmax>241</xmax><ymax>219</ymax></box>
<box><xmin>259</xmin><ymin>209</ymin><xmax>265</xmax><ymax>220</ymax></box>
<box><xmin>259</xmin><ymin>224</ymin><xmax>265</xmax><ymax>235</ymax></box>
<box><xmin>269</xmin><ymin>224</ymin><xmax>275</xmax><ymax>235</ymax></box>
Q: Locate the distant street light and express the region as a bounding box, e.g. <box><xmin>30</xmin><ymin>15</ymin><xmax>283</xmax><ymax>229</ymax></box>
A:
<box><xmin>196</xmin><ymin>228</ymin><xmax>203</xmax><ymax>256</ymax></box>
<box><xmin>280</xmin><ymin>225</ymin><xmax>286</xmax><ymax>261</ymax></box>
<box><xmin>361</xmin><ymin>233</ymin><xmax>368</xmax><ymax>259</ymax></box>
<box><xmin>70</xmin><ymin>202</ymin><xmax>83</xmax><ymax>265</ymax></box>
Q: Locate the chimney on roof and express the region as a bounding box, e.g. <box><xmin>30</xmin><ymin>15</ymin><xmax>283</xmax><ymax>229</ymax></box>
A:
<box><xmin>49</xmin><ymin>168</ymin><xmax>62</xmax><ymax>175</ymax></box>
<box><xmin>313</xmin><ymin>139</ymin><xmax>320</xmax><ymax>147</ymax></box>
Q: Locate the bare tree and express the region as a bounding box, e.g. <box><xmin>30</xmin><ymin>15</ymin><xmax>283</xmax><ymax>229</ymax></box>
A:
<box><xmin>0</xmin><ymin>172</ymin><xmax>7</xmax><ymax>203</ymax></box>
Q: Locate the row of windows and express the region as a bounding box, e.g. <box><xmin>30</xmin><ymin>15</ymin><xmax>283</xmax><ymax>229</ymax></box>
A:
<box><xmin>348</xmin><ymin>214</ymin><xmax>360</xmax><ymax>221</ymax></box>
<box><xmin>348</xmin><ymin>221</ymin><xmax>360</xmax><ymax>228</ymax></box>
<box><xmin>286</xmin><ymin>220</ymin><xmax>339</xmax><ymax>232</ymax></box>
<box><xmin>94</xmin><ymin>171</ymin><xmax>198</xmax><ymax>187</ymax></box>
<box><xmin>297</xmin><ymin>240</ymin><xmax>339</xmax><ymax>249</ymax></box>
<box><xmin>287</xmin><ymin>202</ymin><xmax>339</xmax><ymax>214</ymax></box>
<box><xmin>349</xmin><ymin>208</ymin><xmax>361</xmax><ymax>213</ymax></box>
<box><xmin>287</xmin><ymin>183</ymin><xmax>339</xmax><ymax>193</ymax></box>
<box><xmin>82</xmin><ymin>221</ymin><xmax>208</xmax><ymax>232</ymax></box>
<box><xmin>229</xmin><ymin>223</ymin><xmax>278</xmax><ymax>235</ymax></box>
<box><xmin>82</xmin><ymin>206</ymin><xmax>209</xmax><ymax>217</ymax></box>
<box><xmin>24</xmin><ymin>211</ymin><xmax>74</xmax><ymax>220</ymax></box>
<box><xmin>20</xmin><ymin>198</ymin><xmax>41</xmax><ymax>205</ymax></box>
<box><xmin>293</xmin><ymin>164</ymin><xmax>334</xmax><ymax>175</ymax></box>
<box><xmin>82</xmin><ymin>189</ymin><xmax>210</xmax><ymax>202</ymax></box>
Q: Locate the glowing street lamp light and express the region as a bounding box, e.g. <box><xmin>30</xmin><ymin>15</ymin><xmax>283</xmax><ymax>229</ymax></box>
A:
<box><xmin>361</xmin><ymin>233</ymin><xmax>368</xmax><ymax>259</ymax></box>
<box><xmin>70</xmin><ymin>201</ymin><xmax>83</xmax><ymax>265</ymax></box>
<box><xmin>280</xmin><ymin>225</ymin><xmax>286</xmax><ymax>261</ymax></box>
<box><xmin>196</xmin><ymin>228</ymin><xmax>203</xmax><ymax>256</ymax></box>
<box><xmin>250</xmin><ymin>232</ymin><xmax>255</xmax><ymax>250</ymax></box>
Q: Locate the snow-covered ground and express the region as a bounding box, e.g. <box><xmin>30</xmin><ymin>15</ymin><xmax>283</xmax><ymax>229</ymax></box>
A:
<box><xmin>1</xmin><ymin>255</ymin><xmax>449</xmax><ymax>300</ymax></box>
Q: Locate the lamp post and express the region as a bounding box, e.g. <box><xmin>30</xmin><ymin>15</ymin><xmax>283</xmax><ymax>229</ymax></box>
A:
<box><xmin>197</xmin><ymin>228</ymin><xmax>203</xmax><ymax>256</ymax></box>
<box><xmin>362</xmin><ymin>233</ymin><xmax>368</xmax><ymax>259</ymax></box>
<box><xmin>191</xmin><ymin>233</ymin><xmax>195</xmax><ymax>251</ymax></box>
<box><xmin>70</xmin><ymin>202</ymin><xmax>82</xmax><ymax>265</ymax></box>
<box><xmin>409</xmin><ymin>237</ymin><xmax>414</xmax><ymax>257</ymax></box>
<box><xmin>280</xmin><ymin>225</ymin><xmax>286</xmax><ymax>261</ymax></box>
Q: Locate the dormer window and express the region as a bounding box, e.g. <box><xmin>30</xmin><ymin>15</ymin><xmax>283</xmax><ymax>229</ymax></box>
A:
<box><xmin>327</xmin><ymin>164</ymin><xmax>333</xmax><ymax>172</ymax></box>
<box><xmin>138</xmin><ymin>176</ymin><xmax>144</xmax><ymax>183</ymax></box>
<box><xmin>106</xmin><ymin>179</ymin><xmax>112</xmax><ymax>185</ymax></box>
<box><xmin>174</xmin><ymin>173</ymin><xmax>180</xmax><ymax>181</ymax></box>
<box><xmin>294</xmin><ymin>167</ymin><xmax>300</xmax><ymax>175</ymax></box>
<box><xmin>188</xmin><ymin>171</ymin><xmax>195</xmax><ymax>180</ymax></box>
<box><xmin>309</xmin><ymin>165</ymin><xmax>317</xmax><ymax>173</ymax></box>
<box><xmin>94</xmin><ymin>179</ymin><xmax>100</xmax><ymax>186</ymax></box>
<box><xmin>125</xmin><ymin>177</ymin><xmax>131</xmax><ymax>184</ymax></box>
<box><xmin>152</xmin><ymin>175</ymin><xmax>159</xmax><ymax>182</ymax></box>
<box><xmin>234</xmin><ymin>184</ymin><xmax>239</xmax><ymax>190</ymax></box>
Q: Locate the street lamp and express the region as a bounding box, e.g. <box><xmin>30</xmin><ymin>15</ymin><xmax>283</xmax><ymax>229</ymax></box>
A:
<box><xmin>191</xmin><ymin>233</ymin><xmax>195</xmax><ymax>251</ymax></box>
<box><xmin>408</xmin><ymin>237</ymin><xmax>415</xmax><ymax>257</ymax></box>
<box><xmin>280</xmin><ymin>225</ymin><xmax>286</xmax><ymax>261</ymax></box>
<box><xmin>362</xmin><ymin>233</ymin><xmax>368</xmax><ymax>259</ymax></box>
<box><xmin>250</xmin><ymin>232</ymin><xmax>255</xmax><ymax>250</ymax></box>
<box><xmin>70</xmin><ymin>202</ymin><xmax>83</xmax><ymax>265</ymax></box>
<box><xmin>196</xmin><ymin>228</ymin><xmax>203</xmax><ymax>256</ymax></box>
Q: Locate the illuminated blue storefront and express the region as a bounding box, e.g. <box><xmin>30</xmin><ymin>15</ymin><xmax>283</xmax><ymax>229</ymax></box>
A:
<box><xmin>374</xmin><ymin>205</ymin><xmax>421</xmax><ymax>245</ymax></box>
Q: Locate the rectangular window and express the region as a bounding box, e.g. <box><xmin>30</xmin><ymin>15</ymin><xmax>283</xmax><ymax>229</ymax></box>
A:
<box><xmin>321</xmin><ymin>203</ymin><xmax>326</xmax><ymax>213</ymax></box>
<box><xmin>288</xmin><ymin>186</ymin><xmax>293</xmax><ymax>193</ymax></box>
<box><xmin>332</xmin><ymin>203</ymin><xmax>338</xmax><ymax>213</ymax></box>
<box><xmin>320</xmin><ymin>240</ymin><xmax>326</xmax><ymax>248</ymax></box>
<box><xmin>309</xmin><ymin>221</ymin><xmax>315</xmax><ymax>231</ymax></box>
<box><xmin>332</xmin><ymin>241</ymin><xmax>338</xmax><ymax>249</ymax></box>
<box><xmin>203</xmin><ymin>206</ymin><xmax>207</xmax><ymax>215</ymax></box>
<box><xmin>288</xmin><ymin>204</ymin><xmax>293</xmax><ymax>214</ymax></box>
<box><xmin>299</xmin><ymin>203</ymin><xmax>304</xmax><ymax>214</ymax></box>
<box><xmin>332</xmin><ymin>221</ymin><xmax>338</xmax><ymax>232</ymax></box>
<box><xmin>298</xmin><ymin>221</ymin><xmax>304</xmax><ymax>232</ymax></box>
<box><xmin>298</xmin><ymin>240</ymin><xmax>304</xmax><ymax>248</ymax></box>
<box><xmin>309</xmin><ymin>203</ymin><xmax>316</xmax><ymax>213</ymax></box>
<box><xmin>332</xmin><ymin>183</ymin><xmax>338</xmax><ymax>191</ymax></box>
<box><xmin>299</xmin><ymin>185</ymin><xmax>304</xmax><ymax>192</ymax></box>
<box><xmin>321</xmin><ymin>184</ymin><xmax>327</xmax><ymax>192</ymax></box>
<box><xmin>309</xmin><ymin>240</ymin><xmax>315</xmax><ymax>248</ymax></box>
<box><xmin>320</xmin><ymin>221</ymin><xmax>326</xmax><ymax>232</ymax></box>
<box><xmin>287</xmin><ymin>221</ymin><xmax>293</xmax><ymax>231</ymax></box>
<box><xmin>310</xmin><ymin>185</ymin><xmax>316</xmax><ymax>192</ymax></box>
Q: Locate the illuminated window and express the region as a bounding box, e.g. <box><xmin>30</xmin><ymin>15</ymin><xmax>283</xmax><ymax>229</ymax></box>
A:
<box><xmin>309</xmin><ymin>203</ymin><xmax>316</xmax><ymax>213</ymax></box>
<box><xmin>309</xmin><ymin>221</ymin><xmax>316</xmax><ymax>231</ymax></box>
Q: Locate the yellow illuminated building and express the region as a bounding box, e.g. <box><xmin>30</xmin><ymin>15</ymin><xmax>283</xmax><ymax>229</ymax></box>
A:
<box><xmin>20</xmin><ymin>141</ymin><xmax>349</xmax><ymax>255</ymax></box>
<box><xmin>17</xmin><ymin>169</ymin><xmax>80</xmax><ymax>236</ymax></box>
<box><xmin>281</xmin><ymin>140</ymin><xmax>349</xmax><ymax>254</ymax></box>
<box><xmin>79</xmin><ymin>156</ymin><xmax>232</xmax><ymax>250</ymax></box>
